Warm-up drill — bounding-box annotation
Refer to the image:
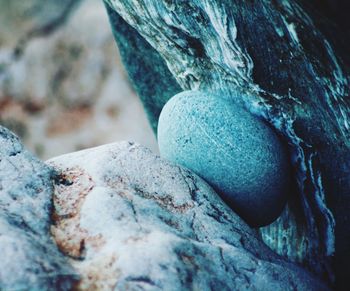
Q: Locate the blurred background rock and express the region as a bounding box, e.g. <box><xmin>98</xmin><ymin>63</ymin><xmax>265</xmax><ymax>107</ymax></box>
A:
<box><xmin>0</xmin><ymin>0</ymin><xmax>157</xmax><ymax>159</ymax></box>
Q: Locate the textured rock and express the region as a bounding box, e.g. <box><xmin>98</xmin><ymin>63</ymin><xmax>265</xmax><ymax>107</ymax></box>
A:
<box><xmin>104</xmin><ymin>1</ymin><xmax>350</xmax><ymax>285</ymax></box>
<box><xmin>0</xmin><ymin>126</ymin><xmax>76</xmax><ymax>290</ymax></box>
<box><xmin>105</xmin><ymin>3</ymin><xmax>182</xmax><ymax>133</ymax></box>
<box><xmin>158</xmin><ymin>91</ymin><xmax>290</xmax><ymax>227</ymax></box>
<box><xmin>47</xmin><ymin>141</ymin><xmax>327</xmax><ymax>290</ymax></box>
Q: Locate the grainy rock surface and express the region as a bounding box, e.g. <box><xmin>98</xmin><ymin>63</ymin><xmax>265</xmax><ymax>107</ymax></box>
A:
<box><xmin>104</xmin><ymin>1</ymin><xmax>350</xmax><ymax>284</ymax></box>
<box><xmin>47</xmin><ymin>141</ymin><xmax>327</xmax><ymax>290</ymax></box>
<box><xmin>158</xmin><ymin>91</ymin><xmax>290</xmax><ymax>227</ymax></box>
<box><xmin>0</xmin><ymin>126</ymin><xmax>76</xmax><ymax>290</ymax></box>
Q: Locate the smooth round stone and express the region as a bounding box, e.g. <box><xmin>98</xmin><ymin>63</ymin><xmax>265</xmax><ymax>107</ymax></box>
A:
<box><xmin>157</xmin><ymin>90</ymin><xmax>290</xmax><ymax>227</ymax></box>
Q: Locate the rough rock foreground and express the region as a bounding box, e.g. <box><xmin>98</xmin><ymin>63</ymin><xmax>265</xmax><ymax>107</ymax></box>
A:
<box><xmin>0</xmin><ymin>126</ymin><xmax>328</xmax><ymax>290</ymax></box>
<box><xmin>0</xmin><ymin>126</ymin><xmax>76</xmax><ymax>289</ymax></box>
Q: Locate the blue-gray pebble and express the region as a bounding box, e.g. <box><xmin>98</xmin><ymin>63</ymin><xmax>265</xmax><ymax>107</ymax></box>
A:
<box><xmin>157</xmin><ymin>90</ymin><xmax>290</xmax><ymax>227</ymax></box>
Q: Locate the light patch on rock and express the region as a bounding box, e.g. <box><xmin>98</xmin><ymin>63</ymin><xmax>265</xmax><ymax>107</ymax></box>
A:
<box><xmin>47</xmin><ymin>141</ymin><xmax>328</xmax><ymax>290</ymax></box>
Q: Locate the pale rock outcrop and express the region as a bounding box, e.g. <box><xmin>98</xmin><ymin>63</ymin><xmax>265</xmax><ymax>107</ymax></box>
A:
<box><xmin>47</xmin><ymin>141</ymin><xmax>327</xmax><ymax>290</ymax></box>
<box><xmin>0</xmin><ymin>126</ymin><xmax>77</xmax><ymax>290</ymax></box>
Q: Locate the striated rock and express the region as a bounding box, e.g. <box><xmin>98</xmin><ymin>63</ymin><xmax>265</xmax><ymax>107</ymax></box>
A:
<box><xmin>0</xmin><ymin>126</ymin><xmax>77</xmax><ymax>290</ymax></box>
<box><xmin>158</xmin><ymin>91</ymin><xmax>290</xmax><ymax>227</ymax></box>
<box><xmin>47</xmin><ymin>141</ymin><xmax>327</xmax><ymax>290</ymax></box>
<box><xmin>104</xmin><ymin>1</ymin><xmax>350</xmax><ymax>285</ymax></box>
<box><xmin>104</xmin><ymin>2</ymin><xmax>181</xmax><ymax>133</ymax></box>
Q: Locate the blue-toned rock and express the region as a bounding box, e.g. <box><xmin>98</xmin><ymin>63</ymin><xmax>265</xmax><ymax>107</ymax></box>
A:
<box><xmin>158</xmin><ymin>91</ymin><xmax>291</xmax><ymax>227</ymax></box>
<box><xmin>47</xmin><ymin>141</ymin><xmax>326</xmax><ymax>290</ymax></box>
<box><xmin>0</xmin><ymin>126</ymin><xmax>77</xmax><ymax>290</ymax></box>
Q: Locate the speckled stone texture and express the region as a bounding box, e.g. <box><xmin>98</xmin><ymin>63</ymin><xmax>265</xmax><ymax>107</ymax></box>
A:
<box><xmin>47</xmin><ymin>141</ymin><xmax>327</xmax><ymax>290</ymax></box>
<box><xmin>0</xmin><ymin>126</ymin><xmax>76</xmax><ymax>290</ymax></box>
<box><xmin>104</xmin><ymin>1</ymin><xmax>350</xmax><ymax>285</ymax></box>
<box><xmin>158</xmin><ymin>91</ymin><xmax>290</xmax><ymax>227</ymax></box>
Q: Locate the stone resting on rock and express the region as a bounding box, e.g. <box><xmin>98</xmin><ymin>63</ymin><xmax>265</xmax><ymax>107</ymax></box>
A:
<box><xmin>158</xmin><ymin>90</ymin><xmax>291</xmax><ymax>227</ymax></box>
<box><xmin>105</xmin><ymin>0</ymin><xmax>350</xmax><ymax>287</ymax></box>
<box><xmin>0</xmin><ymin>126</ymin><xmax>328</xmax><ymax>290</ymax></box>
<box><xmin>0</xmin><ymin>0</ymin><xmax>348</xmax><ymax>288</ymax></box>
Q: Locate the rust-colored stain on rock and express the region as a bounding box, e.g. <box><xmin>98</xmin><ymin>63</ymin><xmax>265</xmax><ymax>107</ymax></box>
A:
<box><xmin>50</xmin><ymin>166</ymin><xmax>122</xmax><ymax>290</ymax></box>
<box><xmin>51</xmin><ymin>166</ymin><xmax>96</xmax><ymax>258</ymax></box>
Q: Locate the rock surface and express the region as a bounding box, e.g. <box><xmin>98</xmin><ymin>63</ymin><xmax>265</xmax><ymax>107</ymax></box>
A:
<box><xmin>105</xmin><ymin>2</ymin><xmax>182</xmax><ymax>133</ymax></box>
<box><xmin>47</xmin><ymin>141</ymin><xmax>327</xmax><ymax>290</ymax></box>
<box><xmin>0</xmin><ymin>126</ymin><xmax>76</xmax><ymax>290</ymax></box>
<box><xmin>104</xmin><ymin>1</ymin><xmax>350</xmax><ymax>285</ymax></box>
<box><xmin>158</xmin><ymin>91</ymin><xmax>290</xmax><ymax>227</ymax></box>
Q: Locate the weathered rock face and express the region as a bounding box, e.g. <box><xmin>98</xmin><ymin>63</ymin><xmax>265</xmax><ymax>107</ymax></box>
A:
<box><xmin>104</xmin><ymin>2</ymin><xmax>182</xmax><ymax>133</ymax></box>
<box><xmin>0</xmin><ymin>126</ymin><xmax>77</xmax><ymax>290</ymax></box>
<box><xmin>0</xmin><ymin>0</ymin><xmax>347</xmax><ymax>289</ymax></box>
<box><xmin>158</xmin><ymin>90</ymin><xmax>290</xmax><ymax>227</ymax></box>
<box><xmin>104</xmin><ymin>0</ymin><xmax>350</xmax><ymax>286</ymax></box>
<box><xmin>47</xmin><ymin>141</ymin><xmax>328</xmax><ymax>290</ymax></box>
<box><xmin>0</xmin><ymin>124</ymin><xmax>330</xmax><ymax>289</ymax></box>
